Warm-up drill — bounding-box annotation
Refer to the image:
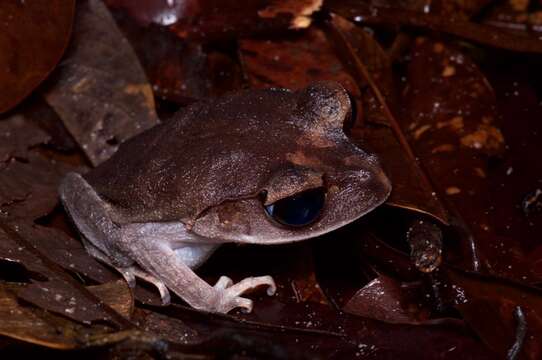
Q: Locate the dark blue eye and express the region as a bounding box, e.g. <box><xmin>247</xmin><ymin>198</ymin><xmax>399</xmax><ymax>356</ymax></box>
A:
<box><xmin>264</xmin><ymin>188</ymin><xmax>326</xmax><ymax>227</ymax></box>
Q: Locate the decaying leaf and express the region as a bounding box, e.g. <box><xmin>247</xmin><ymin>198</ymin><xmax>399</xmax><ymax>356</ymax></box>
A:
<box><xmin>106</xmin><ymin>0</ymin><xmax>321</xmax><ymax>40</ymax></box>
<box><xmin>0</xmin><ymin>154</ymin><xmax>73</xmax><ymax>221</ymax></box>
<box><xmin>0</xmin><ymin>221</ymin><xmax>130</xmax><ymax>326</ymax></box>
<box><xmin>44</xmin><ymin>0</ymin><xmax>159</xmax><ymax>166</ymax></box>
<box><xmin>0</xmin><ymin>283</ymin><xmax>86</xmax><ymax>349</ymax></box>
<box><xmin>1</xmin><ymin>0</ymin><xmax>541</xmax><ymax>357</ymax></box>
<box><xmin>445</xmin><ymin>268</ymin><xmax>542</xmax><ymax>360</ymax></box>
<box><xmin>0</xmin><ymin>111</ymin><xmax>73</xmax><ymax>221</ymax></box>
<box><xmin>326</xmin><ymin>14</ymin><xmax>450</xmax><ymax>225</ymax></box>
<box><xmin>0</xmin><ymin>114</ymin><xmax>50</xmax><ymax>162</ymax></box>
<box><xmin>0</xmin><ymin>0</ymin><xmax>75</xmax><ymax>113</ymax></box>
<box><xmin>343</xmin><ymin>274</ymin><xmax>430</xmax><ymax>324</ymax></box>
<box><xmin>328</xmin><ymin>0</ymin><xmax>542</xmax><ymax>54</ymax></box>
<box><xmin>88</xmin><ymin>280</ymin><xmax>134</xmax><ymax>319</ymax></box>
<box><xmin>110</xmin><ymin>14</ymin><xmax>243</xmax><ymax>104</ymax></box>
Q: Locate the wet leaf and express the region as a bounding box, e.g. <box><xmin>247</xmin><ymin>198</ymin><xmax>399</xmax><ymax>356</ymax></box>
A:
<box><xmin>444</xmin><ymin>268</ymin><xmax>542</xmax><ymax>360</ymax></box>
<box><xmin>0</xmin><ymin>283</ymin><xmax>89</xmax><ymax>349</ymax></box>
<box><xmin>13</xmin><ymin>223</ymin><xmax>116</xmax><ymax>284</ymax></box>
<box><xmin>400</xmin><ymin>38</ymin><xmax>542</xmax><ymax>282</ymax></box>
<box><xmin>15</xmin><ymin>216</ymin><xmax>162</xmax><ymax>306</ymax></box>
<box><xmin>133</xmin><ymin>308</ymin><xmax>202</xmax><ymax>344</ymax></box>
<box><xmin>0</xmin><ymin>221</ymin><xmax>131</xmax><ymax>326</ymax></box>
<box><xmin>326</xmin><ymin>14</ymin><xmax>450</xmax><ymax>224</ymax></box>
<box><xmin>328</xmin><ymin>0</ymin><xmax>542</xmax><ymax>54</ymax></box>
<box><xmin>0</xmin><ymin>154</ymin><xmax>73</xmax><ymax>221</ymax></box>
<box><xmin>0</xmin><ymin>283</ymin><xmax>186</xmax><ymax>355</ymax></box>
<box><xmin>110</xmin><ymin>13</ymin><xmax>243</xmax><ymax>105</ymax></box>
<box><xmin>0</xmin><ymin>114</ymin><xmax>50</xmax><ymax>162</ymax></box>
<box><xmin>21</xmin><ymin>99</ymin><xmax>77</xmax><ymax>152</ymax></box>
<box><xmin>482</xmin><ymin>0</ymin><xmax>542</xmax><ymax>33</ymax></box>
<box><xmin>44</xmin><ymin>0</ymin><xmax>159</xmax><ymax>166</ymax></box>
<box><xmin>240</xmin><ymin>27</ymin><xmax>360</xmax><ymax>93</ymax></box>
<box><xmin>352</xmin><ymin>0</ymin><xmax>494</xmax><ymax>19</ymax></box>
<box><xmin>343</xmin><ymin>274</ymin><xmax>431</xmax><ymax>324</ymax></box>
<box><xmin>88</xmin><ymin>280</ymin><xmax>134</xmax><ymax>319</ymax></box>
<box><xmin>154</xmin><ymin>301</ymin><xmax>493</xmax><ymax>358</ymax></box>
<box><xmin>106</xmin><ymin>0</ymin><xmax>322</xmax><ymax>40</ymax></box>
<box><xmin>353</xmin><ymin>212</ymin><xmax>542</xmax><ymax>359</ymax></box>
<box><xmin>0</xmin><ymin>0</ymin><xmax>75</xmax><ymax>113</ymax></box>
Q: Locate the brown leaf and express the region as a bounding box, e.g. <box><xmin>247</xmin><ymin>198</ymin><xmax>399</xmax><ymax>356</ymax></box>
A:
<box><xmin>110</xmin><ymin>13</ymin><xmax>243</xmax><ymax>105</ymax></box>
<box><xmin>0</xmin><ymin>284</ymin><xmax>81</xmax><ymax>349</ymax></box>
<box><xmin>13</xmin><ymin>223</ymin><xmax>117</xmax><ymax>284</ymax></box>
<box><xmin>353</xmin><ymin>219</ymin><xmax>542</xmax><ymax>359</ymax></box>
<box><xmin>326</xmin><ymin>14</ymin><xmax>450</xmax><ymax>224</ymax></box>
<box><xmin>343</xmin><ymin>274</ymin><xmax>431</xmax><ymax>324</ymax></box>
<box><xmin>401</xmin><ymin>38</ymin><xmax>511</xmax><ymax>274</ymax></box>
<box><xmin>445</xmin><ymin>268</ymin><xmax>542</xmax><ymax>359</ymax></box>
<box><xmin>353</xmin><ymin>0</ymin><xmax>494</xmax><ymax>19</ymax></box>
<box><xmin>133</xmin><ymin>308</ymin><xmax>201</xmax><ymax>344</ymax></box>
<box><xmin>88</xmin><ymin>280</ymin><xmax>134</xmax><ymax>319</ymax></box>
<box><xmin>0</xmin><ymin>283</ymin><xmax>172</xmax><ymax>353</ymax></box>
<box><xmin>0</xmin><ymin>221</ymin><xmax>131</xmax><ymax>326</ymax></box>
<box><xmin>154</xmin><ymin>300</ymin><xmax>493</xmax><ymax>358</ymax></box>
<box><xmin>240</xmin><ymin>27</ymin><xmax>360</xmax><ymax>94</ymax></box>
<box><xmin>12</xmin><ymin>218</ymin><xmax>162</xmax><ymax>306</ymax></box>
<box><xmin>0</xmin><ymin>154</ymin><xmax>73</xmax><ymax>221</ymax></box>
<box><xmin>0</xmin><ymin>0</ymin><xmax>75</xmax><ymax>113</ymax></box>
<box><xmin>44</xmin><ymin>0</ymin><xmax>159</xmax><ymax>166</ymax></box>
<box><xmin>106</xmin><ymin>0</ymin><xmax>320</xmax><ymax>40</ymax></box>
<box><xmin>0</xmin><ymin>114</ymin><xmax>50</xmax><ymax>162</ymax></box>
<box><xmin>481</xmin><ymin>0</ymin><xmax>542</xmax><ymax>33</ymax></box>
<box><xmin>327</xmin><ymin>0</ymin><xmax>542</xmax><ymax>54</ymax></box>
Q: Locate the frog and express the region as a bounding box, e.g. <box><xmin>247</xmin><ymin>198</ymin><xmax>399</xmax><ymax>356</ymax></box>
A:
<box><xmin>59</xmin><ymin>81</ymin><xmax>391</xmax><ymax>314</ymax></box>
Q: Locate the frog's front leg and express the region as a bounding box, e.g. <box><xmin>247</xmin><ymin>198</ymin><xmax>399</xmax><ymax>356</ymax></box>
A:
<box><xmin>120</xmin><ymin>223</ymin><xmax>277</xmax><ymax>313</ymax></box>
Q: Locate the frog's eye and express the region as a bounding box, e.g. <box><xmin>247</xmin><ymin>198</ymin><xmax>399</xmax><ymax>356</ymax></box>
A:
<box><xmin>264</xmin><ymin>188</ymin><xmax>326</xmax><ymax>227</ymax></box>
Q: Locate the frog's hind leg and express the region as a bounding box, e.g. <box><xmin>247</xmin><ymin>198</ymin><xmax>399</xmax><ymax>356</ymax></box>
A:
<box><xmin>81</xmin><ymin>236</ymin><xmax>171</xmax><ymax>303</ymax></box>
<box><xmin>59</xmin><ymin>173</ymin><xmax>173</xmax><ymax>303</ymax></box>
<box><xmin>59</xmin><ymin>172</ymin><xmax>134</xmax><ymax>269</ymax></box>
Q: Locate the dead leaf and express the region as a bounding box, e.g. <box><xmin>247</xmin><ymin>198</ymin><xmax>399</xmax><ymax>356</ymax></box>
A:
<box><xmin>88</xmin><ymin>280</ymin><xmax>134</xmax><ymax>319</ymax></box>
<box><xmin>44</xmin><ymin>0</ymin><xmax>159</xmax><ymax>166</ymax></box>
<box><xmin>0</xmin><ymin>0</ymin><xmax>75</xmax><ymax>113</ymax></box>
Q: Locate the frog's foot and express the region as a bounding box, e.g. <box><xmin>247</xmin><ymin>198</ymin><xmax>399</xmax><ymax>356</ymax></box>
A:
<box><xmin>119</xmin><ymin>266</ymin><xmax>171</xmax><ymax>305</ymax></box>
<box><xmin>212</xmin><ymin>275</ymin><xmax>277</xmax><ymax>313</ymax></box>
<box><xmin>119</xmin><ymin>222</ymin><xmax>276</xmax><ymax>313</ymax></box>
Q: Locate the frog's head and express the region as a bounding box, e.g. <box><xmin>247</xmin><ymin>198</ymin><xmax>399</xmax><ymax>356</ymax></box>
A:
<box><xmin>192</xmin><ymin>81</ymin><xmax>391</xmax><ymax>244</ymax></box>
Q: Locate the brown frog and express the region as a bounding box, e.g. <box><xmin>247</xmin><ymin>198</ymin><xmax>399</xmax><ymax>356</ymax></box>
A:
<box><xmin>59</xmin><ymin>81</ymin><xmax>391</xmax><ymax>313</ymax></box>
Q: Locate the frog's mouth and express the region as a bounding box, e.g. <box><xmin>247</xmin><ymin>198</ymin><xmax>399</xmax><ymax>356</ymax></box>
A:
<box><xmin>191</xmin><ymin>167</ymin><xmax>391</xmax><ymax>245</ymax></box>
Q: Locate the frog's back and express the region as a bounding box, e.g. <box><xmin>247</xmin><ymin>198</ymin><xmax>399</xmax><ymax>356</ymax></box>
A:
<box><xmin>84</xmin><ymin>87</ymin><xmax>300</xmax><ymax>225</ymax></box>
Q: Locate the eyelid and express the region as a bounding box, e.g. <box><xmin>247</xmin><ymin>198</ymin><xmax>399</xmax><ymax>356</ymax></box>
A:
<box><xmin>262</xmin><ymin>167</ymin><xmax>324</xmax><ymax>206</ymax></box>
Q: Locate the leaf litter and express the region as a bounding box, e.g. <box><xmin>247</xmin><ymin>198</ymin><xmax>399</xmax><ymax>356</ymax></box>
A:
<box><xmin>0</xmin><ymin>0</ymin><xmax>542</xmax><ymax>358</ymax></box>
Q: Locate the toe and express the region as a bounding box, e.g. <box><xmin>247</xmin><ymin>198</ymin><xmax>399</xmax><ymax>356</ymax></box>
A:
<box><xmin>157</xmin><ymin>283</ymin><xmax>171</xmax><ymax>305</ymax></box>
<box><xmin>214</xmin><ymin>276</ymin><xmax>234</xmax><ymax>290</ymax></box>
<box><xmin>260</xmin><ymin>275</ymin><xmax>276</xmax><ymax>295</ymax></box>
<box><xmin>233</xmin><ymin>297</ymin><xmax>253</xmax><ymax>313</ymax></box>
<box><xmin>120</xmin><ymin>268</ymin><xmax>136</xmax><ymax>288</ymax></box>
